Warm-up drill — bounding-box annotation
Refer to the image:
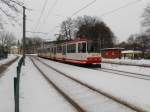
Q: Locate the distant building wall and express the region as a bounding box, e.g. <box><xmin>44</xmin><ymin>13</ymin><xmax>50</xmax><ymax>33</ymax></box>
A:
<box><xmin>10</xmin><ymin>46</ymin><xmax>22</xmax><ymax>54</ymax></box>
<box><xmin>122</xmin><ymin>50</ymin><xmax>142</xmax><ymax>59</ymax></box>
<box><xmin>101</xmin><ymin>48</ymin><xmax>123</xmax><ymax>59</ymax></box>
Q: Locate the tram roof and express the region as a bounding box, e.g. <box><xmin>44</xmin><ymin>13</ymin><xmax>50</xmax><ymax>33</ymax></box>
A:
<box><xmin>122</xmin><ymin>50</ymin><xmax>142</xmax><ymax>54</ymax></box>
<box><xmin>42</xmin><ymin>38</ymin><xmax>98</xmax><ymax>48</ymax></box>
<box><xmin>101</xmin><ymin>48</ymin><xmax>124</xmax><ymax>51</ymax></box>
<box><xmin>64</xmin><ymin>38</ymin><xmax>88</xmax><ymax>44</ymax></box>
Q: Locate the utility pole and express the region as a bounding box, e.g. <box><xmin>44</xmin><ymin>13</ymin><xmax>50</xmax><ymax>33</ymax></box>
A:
<box><xmin>23</xmin><ymin>6</ymin><xmax>26</xmax><ymax>65</ymax></box>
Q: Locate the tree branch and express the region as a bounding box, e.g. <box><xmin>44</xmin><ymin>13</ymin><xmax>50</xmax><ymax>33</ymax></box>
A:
<box><xmin>0</xmin><ymin>7</ymin><xmax>16</xmax><ymax>19</ymax></box>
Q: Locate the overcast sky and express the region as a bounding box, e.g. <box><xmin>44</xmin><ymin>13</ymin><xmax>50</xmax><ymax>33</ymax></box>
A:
<box><xmin>3</xmin><ymin>0</ymin><xmax>150</xmax><ymax>42</ymax></box>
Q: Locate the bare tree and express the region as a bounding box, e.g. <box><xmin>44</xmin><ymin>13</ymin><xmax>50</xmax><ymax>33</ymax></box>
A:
<box><xmin>75</xmin><ymin>15</ymin><xmax>115</xmax><ymax>48</ymax></box>
<box><xmin>127</xmin><ymin>35</ymin><xmax>135</xmax><ymax>45</ymax></box>
<box><xmin>75</xmin><ymin>15</ymin><xmax>98</xmax><ymax>28</ymax></box>
<box><xmin>135</xmin><ymin>34</ymin><xmax>150</xmax><ymax>49</ymax></box>
<box><xmin>142</xmin><ymin>4</ymin><xmax>150</xmax><ymax>26</ymax></box>
<box><xmin>0</xmin><ymin>31</ymin><xmax>16</xmax><ymax>46</ymax></box>
<box><xmin>0</xmin><ymin>0</ymin><xmax>23</xmax><ymax>28</ymax></box>
<box><xmin>0</xmin><ymin>31</ymin><xmax>16</xmax><ymax>52</ymax></box>
<box><xmin>58</xmin><ymin>15</ymin><xmax>115</xmax><ymax>49</ymax></box>
<box><xmin>25</xmin><ymin>37</ymin><xmax>43</xmax><ymax>54</ymax></box>
<box><xmin>118</xmin><ymin>33</ymin><xmax>150</xmax><ymax>51</ymax></box>
<box><xmin>59</xmin><ymin>18</ymin><xmax>74</xmax><ymax>40</ymax></box>
<box><xmin>141</xmin><ymin>3</ymin><xmax>150</xmax><ymax>34</ymax></box>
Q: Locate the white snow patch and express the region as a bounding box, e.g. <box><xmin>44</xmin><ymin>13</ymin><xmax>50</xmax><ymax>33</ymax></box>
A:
<box><xmin>0</xmin><ymin>54</ymin><xmax>17</xmax><ymax>66</ymax></box>
<box><xmin>101</xmin><ymin>63</ymin><xmax>150</xmax><ymax>76</ymax></box>
<box><xmin>39</xmin><ymin>57</ymin><xmax>150</xmax><ymax>112</ymax></box>
<box><xmin>0</xmin><ymin>58</ymin><xmax>19</xmax><ymax>112</ymax></box>
<box><xmin>32</xmin><ymin>58</ymin><xmax>135</xmax><ymax>112</ymax></box>
<box><xmin>20</xmin><ymin>58</ymin><xmax>77</xmax><ymax>112</ymax></box>
<box><xmin>102</xmin><ymin>58</ymin><xmax>150</xmax><ymax>66</ymax></box>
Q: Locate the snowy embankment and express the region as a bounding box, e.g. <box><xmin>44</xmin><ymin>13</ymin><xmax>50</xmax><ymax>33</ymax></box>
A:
<box><xmin>40</xmin><ymin>57</ymin><xmax>150</xmax><ymax>112</ymax></box>
<box><xmin>32</xmin><ymin>57</ymin><xmax>134</xmax><ymax>112</ymax></box>
<box><xmin>0</xmin><ymin>57</ymin><xmax>19</xmax><ymax>112</ymax></box>
<box><xmin>0</xmin><ymin>54</ymin><xmax>17</xmax><ymax>66</ymax></box>
<box><xmin>102</xmin><ymin>58</ymin><xmax>150</xmax><ymax>67</ymax></box>
<box><xmin>20</xmin><ymin>58</ymin><xmax>77</xmax><ymax>112</ymax></box>
<box><xmin>101</xmin><ymin>62</ymin><xmax>150</xmax><ymax>76</ymax></box>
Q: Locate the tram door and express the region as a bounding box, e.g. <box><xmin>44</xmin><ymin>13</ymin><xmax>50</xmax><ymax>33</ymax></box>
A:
<box><xmin>62</xmin><ymin>45</ymin><xmax>67</xmax><ymax>60</ymax></box>
<box><xmin>54</xmin><ymin>47</ymin><xmax>56</xmax><ymax>55</ymax></box>
<box><xmin>62</xmin><ymin>45</ymin><xmax>66</xmax><ymax>55</ymax></box>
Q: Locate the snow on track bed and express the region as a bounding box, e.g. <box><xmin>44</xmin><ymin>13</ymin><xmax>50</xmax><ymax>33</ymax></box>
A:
<box><xmin>31</xmin><ymin>57</ymin><xmax>138</xmax><ymax>112</ymax></box>
<box><xmin>0</xmin><ymin>56</ymin><xmax>18</xmax><ymax>75</ymax></box>
<box><xmin>0</xmin><ymin>54</ymin><xmax>17</xmax><ymax>66</ymax></box>
<box><xmin>94</xmin><ymin>67</ymin><xmax>150</xmax><ymax>81</ymax></box>
<box><xmin>37</xmin><ymin>56</ymin><xmax>150</xmax><ymax>112</ymax></box>
<box><xmin>101</xmin><ymin>62</ymin><xmax>150</xmax><ymax>76</ymax></box>
<box><xmin>0</xmin><ymin>56</ymin><xmax>19</xmax><ymax>112</ymax></box>
<box><xmin>102</xmin><ymin>58</ymin><xmax>150</xmax><ymax>67</ymax></box>
<box><xmin>20</xmin><ymin>57</ymin><xmax>77</xmax><ymax>112</ymax></box>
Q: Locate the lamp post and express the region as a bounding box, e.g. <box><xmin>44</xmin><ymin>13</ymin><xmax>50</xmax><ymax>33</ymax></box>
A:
<box><xmin>23</xmin><ymin>6</ymin><xmax>26</xmax><ymax>65</ymax></box>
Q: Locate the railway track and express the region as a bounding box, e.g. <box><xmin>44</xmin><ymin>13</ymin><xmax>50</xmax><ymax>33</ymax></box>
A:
<box><xmin>101</xmin><ymin>61</ymin><xmax>150</xmax><ymax>68</ymax></box>
<box><xmin>30</xmin><ymin>56</ymin><xmax>146</xmax><ymax>112</ymax></box>
<box><xmin>94</xmin><ymin>67</ymin><xmax>150</xmax><ymax>81</ymax></box>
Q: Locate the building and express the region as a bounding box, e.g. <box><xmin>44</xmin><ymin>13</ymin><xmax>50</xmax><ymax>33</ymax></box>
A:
<box><xmin>122</xmin><ymin>50</ymin><xmax>142</xmax><ymax>59</ymax></box>
<box><xmin>101</xmin><ymin>48</ymin><xmax>124</xmax><ymax>59</ymax></box>
<box><xmin>10</xmin><ymin>46</ymin><xmax>22</xmax><ymax>54</ymax></box>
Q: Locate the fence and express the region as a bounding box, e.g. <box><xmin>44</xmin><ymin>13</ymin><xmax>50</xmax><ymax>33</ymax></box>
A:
<box><xmin>0</xmin><ymin>51</ymin><xmax>8</xmax><ymax>60</ymax></box>
<box><xmin>14</xmin><ymin>56</ymin><xmax>24</xmax><ymax>112</ymax></box>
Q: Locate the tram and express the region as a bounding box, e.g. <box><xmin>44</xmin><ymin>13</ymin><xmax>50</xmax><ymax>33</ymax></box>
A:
<box><xmin>38</xmin><ymin>38</ymin><xmax>102</xmax><ymax>66</ymax></box>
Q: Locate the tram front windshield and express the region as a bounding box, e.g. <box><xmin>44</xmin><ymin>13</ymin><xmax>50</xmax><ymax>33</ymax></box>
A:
<box><xmin>87</xmin><ymin>40</ymin><xmax>100</xmax><ymax>53</ymax></box>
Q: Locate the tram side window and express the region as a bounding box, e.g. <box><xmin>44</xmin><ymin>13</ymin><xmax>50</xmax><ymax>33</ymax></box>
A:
<box><xmin>67</xmin><ymin>45</ymin><xmax>70</xmax><ymax>53</ymax></box>
<box><xmin>51</xmin><ymin>47</ymin><xmax>54</xmax><ymax>53</ymax></box>
<box><xmin>71</xmin><ymin>44</ymin><xmax>76</xmax><ymax>53</ymax></box>
<box><xmin>87</xmin><ymin>41</ymin><xmax>99</xmax><ymax>53</ymax></box>
<box><xmin>78</xmin><ymin>42</ymin><xmax>86</xmax><ymax>53</ymax></box>
<box><xmin>48</xmin><ymin>48</ymin><xmax>51</xmax><ymax>52</ymax></box>
<box><xmin>53</xmin><ymin>47</ymin><xmax>56</xmax><ymax>54</ymax></box>
<box><xmin>50</xmin><ymin>48</ymin><xmax>52</xmax><ymax>53</ymax></box>
<box><xmin>46</xmin><ymin>48</ymin><xmax>48</xmax><ymax>52</ymax></box>
<box><xmin>62</xmin><ymin>45</ymin><xmax>66</xmax><ymax>54</ymax></box>
<box><xmin>57</xmin><ymin>46</ymin><xmax>62</xmax><ymax>53</ymax></box>
<box><xmin>51</xmin><ymin>48</ymin><xmax>53</xmax><ymax>53</ymax></box>
<box><xmin>67</xmin><ymin>44</ymin><xmax>76</xmax><ymax>53</ymax></box>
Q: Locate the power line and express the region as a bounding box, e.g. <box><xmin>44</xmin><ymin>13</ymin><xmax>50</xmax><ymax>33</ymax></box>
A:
<box><xmin>33</xmin><ymin>0</ymin><xmax>48</xmax><ymax>32</ymax></box>
<box><xmin>53</xmin><ymin>14</ymin><xmax>66</xmax><ymax>18</ymax></box>
<box><xmin>43</xmin><ymin>0</ymin><xmax>58</xmax><ymax>23</ymax></box>
<box><xmin>45</xmin><ymin>0</ymin><xmax>96</xmax><ymax>38</ymax></box>
<box><xmin>9</xmin><ymin>0</ymin><xmax>24</xmax><ymax>7</ymax></box>
<box><xmin>26</xmin><ymin>31</ymin><xmax>48</xmax><ymax>35</ymax></box>
<box><xmin>71</xmin><ymin>0</ymin><xmax>96</xmax><ymax>17</ymax></box>
<box><xmin>9</xmin><ymin>0</ymin><xmax>33</xmax><ymax>11</ymax></box>
<box><xmin>42</xmin><ymin>0</ymin><xmax>142</xmax><ymax>39</ymax></box>
<box><xmin>100</xmin><ymin>0</ymin><xmax>142</xmax><ymax>17</ymax></box>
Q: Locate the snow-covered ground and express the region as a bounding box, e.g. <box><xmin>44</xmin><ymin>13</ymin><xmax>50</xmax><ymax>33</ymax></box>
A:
<box><xmin>1</xmin><ymin>56</ymin><xmax>150</xmax><ymax>112</ymax></box>
<box><xmin>20</xmin><ymin>58</ymin><xmax>77</xmax><ymax>112</ymax></box>
<box><xmin>101</xmin><ymin>63</ymin><xmax>150</xmax><ymax>76</ymax></box>
<box><xmin>0</xmin><ymin>54</ymin><xmax>17</xmax><ymax>66</ymax></box>
<box><xmin>32</xmin><ymin>57</ymin><xmax>135</xmax><ymax>112</ymax></box>
<box><xmin>101</xmin><ymin>58</ymin><xmax>150</xmax><ymax>76</ymax></box>
<box><xmin>39</xmin><ymin>57</ymin><xmax>150</xmax><ymax>112</ymax></box>
<box><xmin>0</xmin><ymin>57</ymin><xmax>19</xmax><ymax>112</ymax></box>
<box><xmin>102</xmin><ymin>58</ymin><xmax>150</xmax><ymax>66</ymax></box>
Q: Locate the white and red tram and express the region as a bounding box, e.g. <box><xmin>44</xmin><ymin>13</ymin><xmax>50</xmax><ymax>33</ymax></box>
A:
<box><xmin>38</xmin><ymin>38</ymin><xmax>101</xmax><ymax>65</ymax></box>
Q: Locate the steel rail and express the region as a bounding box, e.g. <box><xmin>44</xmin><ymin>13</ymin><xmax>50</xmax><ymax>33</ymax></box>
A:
<box><xmin>30</xmin><ymin>57</ymin><xmax>85</xmax><ymax>112</ymax></box>
<box><xmin>33</xmin><ymin>56</ymin><xmax>146</xmax><ymax>112</ymax></box>
<box><xmin>101</xmin><ymin>61</ymin><xmax>150</xmax><ymax>68</ymax></box>
<box><xmin>0</xmin><ymin>56</ymin><xmax>19</xmax><ymax>76</ymax></box>
<box><xmin>94</xmin><ymin>67</ymin><xmax>150</xmax><ymax>81</ymax></box>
